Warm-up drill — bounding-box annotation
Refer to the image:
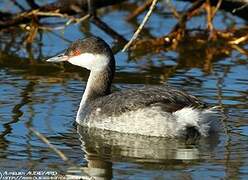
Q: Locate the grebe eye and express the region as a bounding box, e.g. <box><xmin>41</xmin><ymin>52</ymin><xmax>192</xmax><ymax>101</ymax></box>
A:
<box><xmin>73</xmin><ymin>49</ymin><xmax>81</xmax><ymax>56</ymax></box>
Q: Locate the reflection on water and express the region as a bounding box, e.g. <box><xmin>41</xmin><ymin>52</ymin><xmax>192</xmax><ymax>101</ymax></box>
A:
<box><xmin>74</xmin><ymin>126</ymin><xmax>220</xmax><ymax>179</ymax></box>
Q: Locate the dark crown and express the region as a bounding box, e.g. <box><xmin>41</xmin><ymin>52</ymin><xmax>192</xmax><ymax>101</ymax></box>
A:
<box><xmin>65</xmin><ymin>36</ymin><xmax>113</xmax><ymax>57</ymax></box>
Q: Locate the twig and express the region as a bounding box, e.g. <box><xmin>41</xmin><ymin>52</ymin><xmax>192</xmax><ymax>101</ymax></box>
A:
<box><xmin>87</xmin><ymin>0</ymin><xmax>97</xmax><ymax>16</ymax></box>
<box><xmin>232</xmin><ymin>3</ymin><xmax>248</xmax><ymax>13</ymax></box>
<box><xmin>26</xmin><ymin>0</ymin><xmax>39</xmax><ymax>9</ymax></box>
<box><xmin>28</xmin><ymin>10</ymin><xmax>90</xmax><ymax>26</ymax></box>
<box><xmin>66</xmin><ymin>14</ymin><xmax>90</xmax><ymax>26</ymax></box>
<box><xmin>122</xmin><ymin>0</ymin><xmax>159</xmax><ymax>52</ymax></box>
<box><xmin>126</xmin><ymin>0</ymin><xmax>153</xmax><ymax>21</ymax></box>
<box><xmin>21</xmin><ymin>10</ymin><xmax>66</xmax><ymax>18</ymax></box>
<box><xmin>29</xmin><ymin>127</ymin><xmax>69</xmax><ymax>162</ymax></box>
<box><xmin>168</xmin><ymin>0</ymin><xmax>205</xmax><ymax>41</ymax></box>
<box><xmin>164</xmin><ymin>0</ymin><xmax>180</xmax><ymax>19</ymax></box>
<box><xmin>231</xmin><ymin>44</ymin><xmax>248</xmax><ymax>56</ymax></box>
<box><xmin>11</xmin><ymin>0</ymin><xmax>26</xmax><ymax>11</ymax></box>
<box><xmin>206</xmin><ymin>0</ymin><xmax>214</xmax><ymax>33</ymax></box>
<box><xmin>212</xmin><ymin>0</ymin><xmax>223</xmax><ymax>17</ymax></box>
<box><xmin>206</xmin><ymin>0</ymin><xmax>222</xmax><ymax>35</ymax></box>
<box><xmin>22</xmin><ymin>10</ymin><xmax>90</xmax><ymax>31</ymax></box>
<box><xmin>36</xmin><ymin>14</ymin><xmax>90</xmax><ymax>31</ymax></box>
<box><xmin>229</xmin><ymin>34</ymin><xmax>248</xmax><ymax>45</ymax></box>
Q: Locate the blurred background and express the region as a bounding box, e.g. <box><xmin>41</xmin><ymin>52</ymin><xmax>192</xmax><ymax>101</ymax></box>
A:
<box><xmin>0</xmin><ymin>0</ymin><xmax>247</xmax><ymax>179</ymax></box>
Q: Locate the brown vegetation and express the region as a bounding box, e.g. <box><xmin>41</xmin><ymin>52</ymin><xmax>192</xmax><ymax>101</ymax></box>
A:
<box><xmin>0</xmin><ymin>0</ymin><xmax>247</xmax><ymax>63</ymax></box>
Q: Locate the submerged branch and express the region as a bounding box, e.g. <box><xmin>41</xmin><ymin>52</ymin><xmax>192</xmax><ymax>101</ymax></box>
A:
<box><xmin>29</xmin><ymin>127</ymin><xmax>69</xmax><ymax>162</ymax></box>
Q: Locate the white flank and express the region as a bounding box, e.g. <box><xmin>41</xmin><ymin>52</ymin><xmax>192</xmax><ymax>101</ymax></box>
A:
<box><xmin>78</xmin><ymin>106</ymin><xmax>219</xmax><ymax>137</ymax></box>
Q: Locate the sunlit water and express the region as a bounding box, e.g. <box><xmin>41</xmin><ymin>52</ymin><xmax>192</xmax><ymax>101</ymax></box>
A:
<box><xmin>0</xmin><ymin>51</ymin><xmax>247</xmax><ymax>179</ymax></box>
<box><xmin>0</xmin><ymin>1</ymin><xmax>248</xmax><ymax>179</ymax></box>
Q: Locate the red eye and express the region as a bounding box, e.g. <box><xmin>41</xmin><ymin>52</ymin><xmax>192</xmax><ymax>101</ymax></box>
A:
<box><xmin>73</xmin><ymin>49</ymin><xmax>81</xmax><ymax>56</ymax></box>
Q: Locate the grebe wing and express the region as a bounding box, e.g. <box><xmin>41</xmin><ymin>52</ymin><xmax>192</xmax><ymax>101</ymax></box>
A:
<box><xmin>89</xmin><ymin>85</ymin><xmax>207</xmax><ymax>116</ymax></box>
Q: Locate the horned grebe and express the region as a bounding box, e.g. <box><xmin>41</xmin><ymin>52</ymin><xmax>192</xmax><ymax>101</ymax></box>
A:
<box><xmin>47</xmin><ymin>36</ymin><xmax>219</xmax><ymax>138</ymax></box>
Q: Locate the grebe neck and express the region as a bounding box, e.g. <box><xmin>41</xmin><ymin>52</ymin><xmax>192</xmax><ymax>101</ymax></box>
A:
<box><xmin>83</xmin><ymin>67</ymin><xmax>114</xmax><ymax>102</ymax></box>
<box><xmin>76</xmin><ymin>58</ymin><xmax>115</xmax><ymax>122</ymax></box>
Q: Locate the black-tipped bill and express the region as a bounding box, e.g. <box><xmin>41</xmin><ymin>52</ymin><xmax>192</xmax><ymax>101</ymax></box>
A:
<box><xmin>46</xmin><ymin>54</ymin><xmax>69</xmax><ymax>62</ymax></box>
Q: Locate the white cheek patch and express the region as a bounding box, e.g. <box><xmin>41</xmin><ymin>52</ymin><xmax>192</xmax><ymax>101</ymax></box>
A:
<box><xmin>68</xmin><ymin>53</ymin><xmax>94</xmax><ymax>70</ymax></box>
<box><xmin>68</xmin><ymin>53</ymin><xmax>109</xmax><ymax>70</ymax></box>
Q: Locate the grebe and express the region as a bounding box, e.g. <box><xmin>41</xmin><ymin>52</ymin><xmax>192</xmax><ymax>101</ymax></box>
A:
<box><xmin>47</xmin><ymin>36</ymin><xmax>218</xmax><ymax>138</ymax></box>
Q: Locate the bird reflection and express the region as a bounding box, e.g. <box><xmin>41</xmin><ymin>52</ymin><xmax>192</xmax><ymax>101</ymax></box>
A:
<box><xmin>66</xmin><ymin>125</ymin><xmax>220</xmax><ymax>180</ymax></box>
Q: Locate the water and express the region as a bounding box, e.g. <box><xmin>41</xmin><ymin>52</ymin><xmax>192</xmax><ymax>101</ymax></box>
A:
<box><xmin>0</xmin><ymin>1</ymin><xmax>248</xmax><ymax>179</ymax></box>
<box><xmin>1</xmin><ymin>51</ymin><xmax>247</xmax><ymax>179</ymax></box>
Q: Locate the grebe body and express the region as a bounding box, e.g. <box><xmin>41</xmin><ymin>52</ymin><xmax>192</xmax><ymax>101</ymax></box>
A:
<box><xmin>47</xmin><ymin>36</ymin><xmax>218</xmax><ymax>138</ymax></box>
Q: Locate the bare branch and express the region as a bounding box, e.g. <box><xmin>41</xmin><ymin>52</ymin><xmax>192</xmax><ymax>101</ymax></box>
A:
<box><xmin>10</xmin><ymin>0</ymin><xmax>26</xmax><ymax>11</ymax></box>
<box><xmin>92</xmin><ymin>16</ymin><xmax>127</xmax><ymax>43</ymax></box>
<box><xmin>26</xmin><ymin>0</ymin><xmax>39</xmax><ymax>9</ymax></box>
<box><xmin>126</xmin><ymin>0</ymin><xmax>153</xmax><ymax>21</ymax></box>
<box><xmin>122</xmin><ymin>0</ymin><xmax>159</xmax><ymax>52</ymax></box>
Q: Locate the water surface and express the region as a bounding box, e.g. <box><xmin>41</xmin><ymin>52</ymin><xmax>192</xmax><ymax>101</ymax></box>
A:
<box><xmin>0</xmin><ymin>1</ymin><xmax>248</xmax><ymax>179</ymax></box>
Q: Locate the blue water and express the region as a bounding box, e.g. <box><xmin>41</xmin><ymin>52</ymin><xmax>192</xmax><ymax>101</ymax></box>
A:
<box><xmin>0</xmin><ymin>0</ymin><xmax>248</xmax><ymax>179</ymax></box>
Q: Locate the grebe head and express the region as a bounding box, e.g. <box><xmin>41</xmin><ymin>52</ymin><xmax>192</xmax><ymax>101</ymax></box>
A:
<box><xmin>47</xmin><ymin>36</ymin><xmax>115</xmax><ymax>71</ymax></box>
<box><xmin>47</xmin><ymin>36</ymin><xmax>115</xmax><ymax>109</ymax></box>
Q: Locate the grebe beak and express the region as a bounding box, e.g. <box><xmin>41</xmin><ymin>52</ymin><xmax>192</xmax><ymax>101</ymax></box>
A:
<box><xmin>46</xmin><ymin>53</ymin><xmax>69</xmax><ymax>62</ymax></box>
